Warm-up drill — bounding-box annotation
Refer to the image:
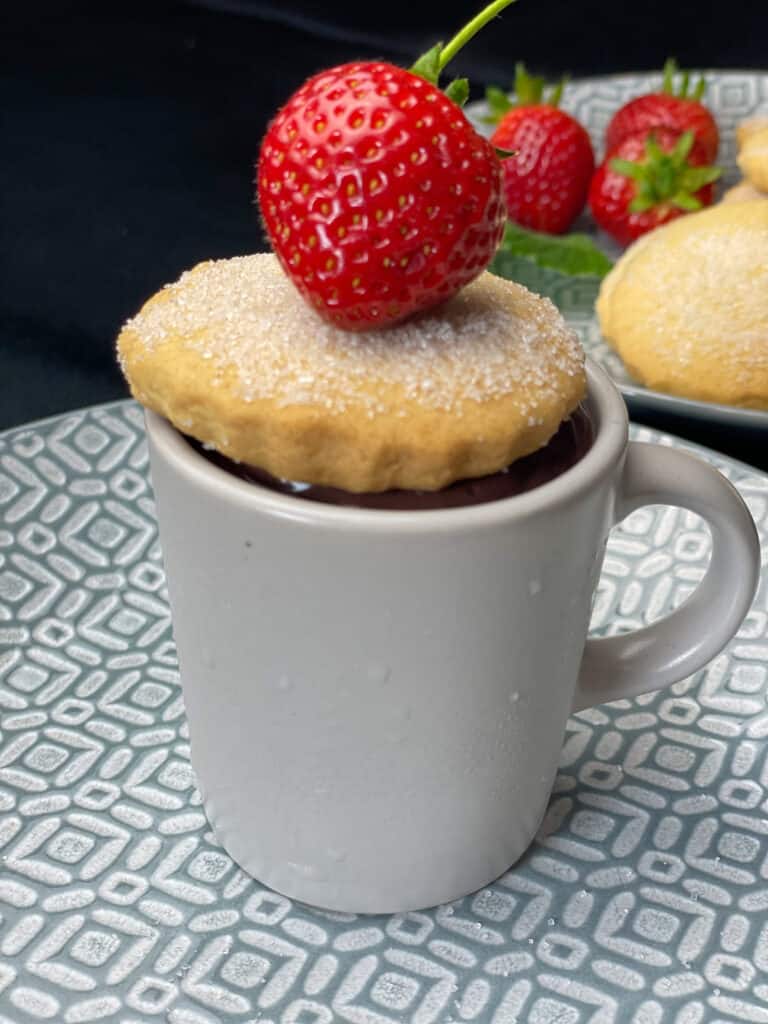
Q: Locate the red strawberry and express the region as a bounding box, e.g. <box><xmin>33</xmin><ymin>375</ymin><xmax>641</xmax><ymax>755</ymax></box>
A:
<box><xmin>257</xmin><ymin>0</ymin><xmax>515</xmax><ymax>333</ymax></box>
<box><xmin>605</xmin><ymin>59</ymin><xmax>719</xmax><ymax>162</ymax></box>
<box><xmin>588</xmin><ymin>128</ymin><xmax>721</xmax><ymax>246</ymax></box>
<box><xmin>487</xmin><ymin>64</ymin><xmax>595</xmax><ymax>235</ymax></box>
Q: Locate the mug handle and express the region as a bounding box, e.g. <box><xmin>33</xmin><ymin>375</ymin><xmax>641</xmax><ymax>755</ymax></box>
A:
<box><xmin>572</xmin><ymin>441</ymin><xmax>761</xmax><ymax>713</ymax></box>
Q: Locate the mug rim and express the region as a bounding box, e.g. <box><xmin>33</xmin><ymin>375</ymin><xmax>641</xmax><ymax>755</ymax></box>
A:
<box><xmin>144</xmin><ymin>357</ymin><xmax>628</xmax><ymax>534</ymax></box>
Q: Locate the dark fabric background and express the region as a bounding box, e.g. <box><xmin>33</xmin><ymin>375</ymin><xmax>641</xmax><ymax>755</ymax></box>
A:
<box><xmin>2</xmin><ymin>0</ymin><xmax>767</xmax><ymax>464</ymax></box>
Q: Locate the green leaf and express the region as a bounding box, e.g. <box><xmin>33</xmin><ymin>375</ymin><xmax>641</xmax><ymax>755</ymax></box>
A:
<box><xmin>514</xmin><ymin>62</ymin><xmax>545</xmax><ymax>105</ymax></box>
<box><xmin>483</xmin><ymin>65</ymin><xmax>566</xmax><ymax>123</ymax></box>
<box><xmin>484</xmin><ymin>85</ymin><xmax>514</xmax><ymax>123</ymax></box>
<box><xmin>662</xmin><ymin>57</ymin><xmax>678</xmax><ymax>94</ymax></box>
<box><xmin>669</xmin><ymin>192</ymin><xmax>702</xmax><ymax>211</ymax></box>
<box><xmin>490</xmin><ymin>222</ymin><xmax>614</xmax><ymax>278</ymax></box>
<box><xmin>610</xmin><ymin>129</ymin><xmax>721</xmax><ymax>218</ymax></box>
<box><xmin>411</xmin><ymin>2</ymin><xmax>520</xmax><ymax>107</ymax></box>
<box><xmin>444</xmin><ymin>77</ymin><xmax>469</xmax><ymax>106</ymax></box>
<box><xmin>671</xmin><ymin>130</ymin><xmax>695</xmax><ymax>162</ymax></box>
<box><xmin>546</xmin><ymin>75</ymin><xmax>569</xmax><ymax>108</ymax></box>
<box><xmin>410</xmin><ymin>42</ymin><xmax>443</xmax><ymax>85</ymax></box>
<box><xmin>645</xmin><ymin>134</ymin><xmax>665</xmax><ymax>162</ymax></box>
<box><xmin>610</xmin><ymin>157</ymin><xmax>646</xmax><ymax>180</ymax></box>
<box><xmin>628</xmin><ymin>196</ymin><xmax>655</xmax><ymax>213</ymax></box>
<box><xmin>681</xmin><ymin>166</ymin><xmax>722</xmax><ymax>190</ymax></box>
<box><xmin>660</xmin><ymin>57</ymin><xmax>707</xmax><ymax>101</ymax></box>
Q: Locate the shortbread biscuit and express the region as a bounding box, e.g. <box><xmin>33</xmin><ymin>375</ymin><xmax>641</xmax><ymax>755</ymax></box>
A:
<box><xmin>736</xmin><ymin>116</ymin><xmax>768</xmax><ymax>149</ymax></box>
<box><xmin>596</xmin><ymin>200</ymin><xmax>768</xmax><ymax>409</ymax></box>
<box><xmin>721</xmin><ymin>179</ymin><xmax>765</xmax><ymax>204</ymax></box>
<box><xmin>118</xmin><ymin>254</ymin><xmax>585</xmax><ymax>492</ymax></box>
<box><xmin>737</xmin><ymin>121</ymin><xmax>768</xmax><ymax>193</ymax></box>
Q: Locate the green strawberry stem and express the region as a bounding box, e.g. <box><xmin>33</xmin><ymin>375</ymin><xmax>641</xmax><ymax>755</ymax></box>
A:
<box><xmin>483</xmin><ymin>63</ymin><xmax>569</xmax><ymax>123</ymax></box>
<box><xmin>437</xmin><ymin>0</ymin><xmax>518</xmax><ymax>71</ymax></box>
<box><xmin>410</xmin><ymin>0</ymin><xmax>517</xmax><ymax>101</ymax></box>
<box><xmin>514</xmin><ymin>62</ymin><xmax>545</xmax><ymax>105</ymax></box>
<box><xmin>610</xmin><ymin>130</ymin><xmax>721</xmax><ymax>213</ymax></box>
<box><xmin>661</xmin><ymin>57</ymin><xmax>707</xmax><ymax>101</ymax></box>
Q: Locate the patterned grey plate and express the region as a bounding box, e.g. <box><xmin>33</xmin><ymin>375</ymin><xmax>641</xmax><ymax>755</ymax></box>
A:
<box><xmin>1</xmin><ymin>401</ymin><xmax>768</xmax><ymax>1023</ymax></box>
<box><xmin>469</xmin><ymin>70</ymin><xmax>768</xmax><ymax>431</ymax></box>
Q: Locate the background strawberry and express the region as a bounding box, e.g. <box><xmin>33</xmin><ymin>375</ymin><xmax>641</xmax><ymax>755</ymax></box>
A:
<box><xmin>589</xmin><ymin>128</ymin><xmax>721</xmax><ymax>246</ymax></box>
<box><xmin>605</xmin><ymin>59</ymin><xmax>719</xmax><ymax>162</ymax></box>
<box><xmin>487</xmin><ymin>64</ymin><xmax>595</xmax><ymax>235</ymax></box>
<box><xmin>257</xmin><ymin>2</ymin><xmax>514</xmax><ymax>331</ymax></box>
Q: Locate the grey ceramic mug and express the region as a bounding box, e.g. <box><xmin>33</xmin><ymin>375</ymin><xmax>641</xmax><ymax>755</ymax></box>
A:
<box><xmin>145</xmin><ymin>359</ymin><xmax>760</xmax><ymax>913</ymax></box>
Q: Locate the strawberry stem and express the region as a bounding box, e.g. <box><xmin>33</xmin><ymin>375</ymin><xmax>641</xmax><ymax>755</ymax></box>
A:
<box><xmin>483</xmin><ymin>63</ymin><xmax>568</xmax><ymax>123</ymax></box>
<box><xmin>514</xmin><ymin>62</ymin><xmax>545</xmax><ymax>105</ymax></box>
<box><xmin>662</xmin><ymin>58</ymin><xmax>677</xmax><ymax>94</ymax></box>
<box><xmin>548</xmin><ymin>76</ymin><xmax>568</xmax><ymax>107</ymax></box>
<box><xmin>661</xmin><ymin>56</ymin><xmax>707</xmax><ymax>101</ymax></box>
<box><xmin>609</xmin><ymin>130</ymin><xmax>721</xmax><ymax>214</ymax></box>
<box><xmin>437</xmin><ymin>0</ymin><xmax>518</xmax><ymax>71</ymax></box>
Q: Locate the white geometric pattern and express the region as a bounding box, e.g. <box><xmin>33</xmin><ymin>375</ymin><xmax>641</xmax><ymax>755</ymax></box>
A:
<box><xmin>0</xmin><ymin>400</ymin><xmax>767</xmax><ymax>1023</ymax></box>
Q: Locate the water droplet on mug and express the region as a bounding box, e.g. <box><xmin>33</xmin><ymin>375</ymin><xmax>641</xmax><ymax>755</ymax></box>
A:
<box><xmin>528</xmin><ymin>579</ymin><xmax>542</xmax><ymax>596</ymax></box>
<box><xmin>547</xmin><ymin>917</ymin><xmax>556</xmax><ymax>927</ymax></box>
<box><xmin>277</xmin><ymin>675</ymin><xmax>293</xmax><ymax>692</ymax></box>
<box><xmin>509</xmin><ymin>692</ymin><xmax>520</xmax><ymax>704</ymax></box>
<box><xmin>367</xmin><ymin>663</ymin><xmax>391</xmax><ymax>684</ymax></box>
<box><xmin>288</xmin><ymin>860</ymin><xmax>317</xmax><ymax>879</ymax></box>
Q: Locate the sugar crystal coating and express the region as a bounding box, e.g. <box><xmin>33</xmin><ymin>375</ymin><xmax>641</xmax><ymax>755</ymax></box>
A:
<box><xmin>597</xmin><ymin>200</ymin><xmax>768</xmax><ymax>409</ymax></box>
<box><xmin>119</xmin><ymin>253</ymin><xmax>586</xmax><ymax>491</ymax></box>
<box><xmin>124</xmin><ymin>253</ymin><xmax>583</xmax><ymax>418</ymax></box>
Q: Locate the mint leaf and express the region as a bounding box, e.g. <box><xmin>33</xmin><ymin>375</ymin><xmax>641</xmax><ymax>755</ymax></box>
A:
<box><xmin>490</xmin><ymin>222</ymin><xmax>614</xmax><ymax>278</ymax></box>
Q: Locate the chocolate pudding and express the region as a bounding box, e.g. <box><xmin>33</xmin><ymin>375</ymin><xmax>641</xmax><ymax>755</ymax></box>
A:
<box><xmin>189</xmin><ymin>405</ymin><xmax>593</xmax><ymax>510</ymax></box>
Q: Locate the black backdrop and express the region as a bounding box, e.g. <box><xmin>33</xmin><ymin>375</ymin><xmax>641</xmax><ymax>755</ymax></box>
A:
<box><xmin>2</xmin><ymin>0</ymin><xmax>767</xmax><ymax>464</ymax></box>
